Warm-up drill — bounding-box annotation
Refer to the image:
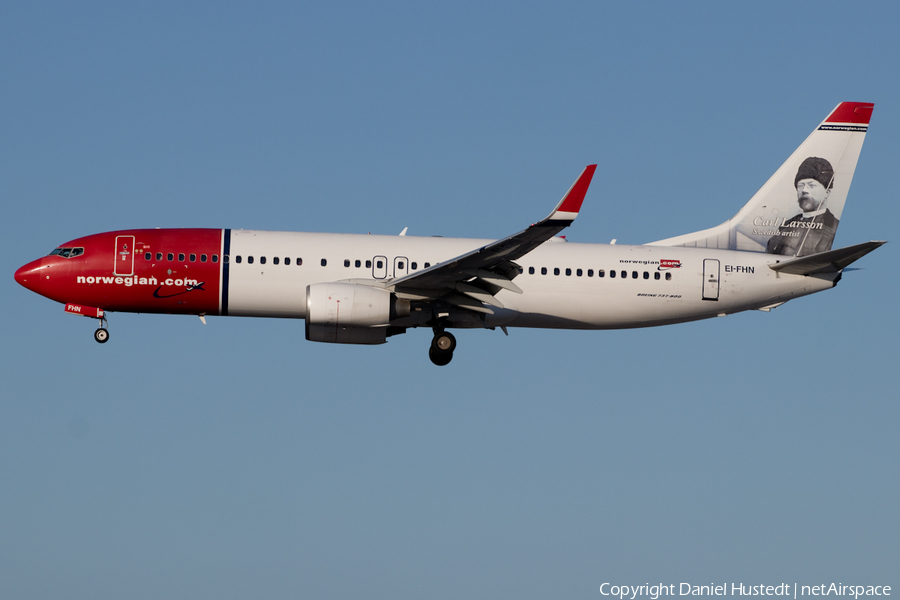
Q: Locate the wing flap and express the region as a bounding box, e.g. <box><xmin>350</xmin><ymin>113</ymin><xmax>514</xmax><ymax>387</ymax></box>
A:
<box><xmin>464</xmin><ymin>269</ymin><xmax>524</xmax><ymax>294</ymax></box>
<box><xmin>444</xmin><ymin>292</ymin><xmax>495</xmax><ymax>314</ymax></box>
<box><xmin>455</xmin><ymin>282</ymin><xmax>505</xmax><ymax>308</ymax></box>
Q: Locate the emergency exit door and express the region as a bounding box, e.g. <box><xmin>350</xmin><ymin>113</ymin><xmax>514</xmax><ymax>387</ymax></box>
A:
<box><xmin>372</xmin><ymin>255</ymin><xmax>388</xmax><ymax>279</ymax></box>
<box><xmin>702</xmin><ymin>259</ymin><xmax>719</xmax><ymax>301</ymax></box>
<box><xmin>393</xmin><ymin>256</ymin><xmax>409</xmax><ymax>278</ymax></box>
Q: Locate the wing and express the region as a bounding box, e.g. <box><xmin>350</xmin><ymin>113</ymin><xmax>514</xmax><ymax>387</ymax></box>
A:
<box><xmin>387</xmin><ymin>165</ymin><xmax>597</xmax><ymax>313</ymax></box>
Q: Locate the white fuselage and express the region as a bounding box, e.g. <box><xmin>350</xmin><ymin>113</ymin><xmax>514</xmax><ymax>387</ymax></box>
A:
<box><xmin>225</xmin><ymin>230</ymin><xmax>835</xmax><ymax>328</ymax></box>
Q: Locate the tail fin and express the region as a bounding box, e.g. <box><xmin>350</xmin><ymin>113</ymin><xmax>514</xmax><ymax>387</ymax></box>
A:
<box><xmin>649</xmin><ymin>102</ymin><xmax>874</xmax><ymax>257</ymax></box>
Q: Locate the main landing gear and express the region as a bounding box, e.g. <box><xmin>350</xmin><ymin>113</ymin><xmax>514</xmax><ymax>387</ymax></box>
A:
<box><xmin>429</xmin><ymin>330</ymin><xmax>456</xmax><ymax>366</ymax></box>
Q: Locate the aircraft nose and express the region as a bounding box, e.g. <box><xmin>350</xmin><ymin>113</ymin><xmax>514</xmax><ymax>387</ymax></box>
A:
<box><xmin>14</xmin><ymin>259</ymin><xmax>44</xmax><ymax>294</ymax></box>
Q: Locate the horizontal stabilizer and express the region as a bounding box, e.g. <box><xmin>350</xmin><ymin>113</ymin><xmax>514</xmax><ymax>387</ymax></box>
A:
<box><xmin>768</xmin><ymin>241</ymin><xmax>885</xmax><ymax>275</ymax></box>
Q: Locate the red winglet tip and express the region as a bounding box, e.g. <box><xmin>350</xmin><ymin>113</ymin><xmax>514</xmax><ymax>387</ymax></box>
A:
<box><xmin>825</xmin><ymin>102</ymin><xmax>874</xmax><ymax>124</ymax></box>
<box><xmin>557</xmin><ymin>164</ymin><xmax>597</xmax><ymax>214</ymax></box>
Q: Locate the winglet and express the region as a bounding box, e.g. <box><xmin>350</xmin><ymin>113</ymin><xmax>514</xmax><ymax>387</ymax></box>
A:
<box><xmin>547</xmin><ymin>165</ymin><xmax>597</xmax><ymax>222</ymax></box>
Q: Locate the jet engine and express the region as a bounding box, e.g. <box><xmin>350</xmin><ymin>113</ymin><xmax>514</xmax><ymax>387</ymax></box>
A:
<box><xmin>305</xmin><ymin>282</ymin><xmax>410</xmax><ymax>344</ymax></box>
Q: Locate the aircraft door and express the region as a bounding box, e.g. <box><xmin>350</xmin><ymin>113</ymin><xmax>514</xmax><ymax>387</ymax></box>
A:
<box><xmin>114</xmin><ymin>235</ymin><xmax>135</xmax><ymax>276</ymax></box>
<box><xmin>702</xmin><ymin>259</ymin><xmax>720</xmax><ymax>301</ymax></box>
<box><xmin>372</xmin><ymin>255</ymin><xmax>388</xmax><ymax>279</ymax></box>
<box><xmin>393</xmin><ymin>256</ymin><xmax>408</xmax><ymax>278</ymax></box>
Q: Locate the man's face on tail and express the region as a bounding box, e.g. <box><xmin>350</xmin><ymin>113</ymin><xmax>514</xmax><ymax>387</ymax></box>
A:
<box><xmin>796</xmin><ymin>178</ymin><xmax>830</xmax><ymax>213</ymax></box>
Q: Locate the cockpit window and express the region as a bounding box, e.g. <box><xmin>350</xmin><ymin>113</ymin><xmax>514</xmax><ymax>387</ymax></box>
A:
<box><xmin>49</xmin><ymin>247</ymin><xmax>84</xmax><ymax>259</ymax></box>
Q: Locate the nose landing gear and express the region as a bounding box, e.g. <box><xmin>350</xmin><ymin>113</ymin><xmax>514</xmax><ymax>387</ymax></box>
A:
<box><xmin>429</xmin><ymin>330</ymin><xmax>456</xmax><ymax>366</ymax></box>
<box><xmin>94</xmin><ymin>327</ymin><xmax>109</xmax><ymax>343</ymax></box>
<box><xmin>93</xmin><ymin>314</ymin><xmax>109</xmax><ymax>344</ymax></box>
<box><xmin>63</xmin><ymin>304</ymin><xmax>109</xmax><ymax>343</ymax></box>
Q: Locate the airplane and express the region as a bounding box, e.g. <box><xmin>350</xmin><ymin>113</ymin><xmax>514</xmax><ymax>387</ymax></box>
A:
<box><xmin>15</xmin><ymin>102</ymin><xmax>885</xmax><ymax>366</ymax></box>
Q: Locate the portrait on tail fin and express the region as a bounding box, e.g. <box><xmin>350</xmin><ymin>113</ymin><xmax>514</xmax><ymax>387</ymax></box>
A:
<box><xmin>647</xmin><ymin>102</ymin><xmax>871</xmax><ymax>254</ymax></box>
<box><xmin>766</xmin><ymin>157</ymin><xmax>839</xmax><ymax>257</ymax></box>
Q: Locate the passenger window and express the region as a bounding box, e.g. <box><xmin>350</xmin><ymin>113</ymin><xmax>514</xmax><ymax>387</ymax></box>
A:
<box><xmin>248</xmin><ymin>256</ymin><xmax>254</xmax><ymax>264</ymax></box>
<box><xmin>201</xmin><ymin>254</ymin><xmax>207</xmax><ymax>262</ymax></box>
<box><xmin>576</xmin><ymin>269</ymin><xmax>582</xmax><ymax>276</ymax></box>
<box><xmin>260</xmin><ymin>256</ymin><xmax>266</xmax><ymax>265</ymax></box>
<box><xmin>598</xmin><ymin>269</ymin><xmax>605</xmax><ymax>277</ymax></box>
<box><xmin>424</xmin><ymin>263</ymin><xmax>431</xmax><ymax>268</ymax></box>
<box><xmin>411</xmin><ymin>262</ymin><xmax>417</xmax><ymax>270</ymax></box>
<box><xmin>621</xmin><ymin>271</ymin><xmax>627</xmax><ymax>278</ymax></box>
<box><xmin>156</xmin><ymin>252</ymin><xmax>162</xmax><ymax>261</ymax></box>
<box><xmin>366</xmin><ymin>260</ymin><xmax>372</xmax><ymax>268</ymax></box>
<box><xmin>554</xmin><ymin>268</ymin><xmax>560</xmax><ymax>276</ymax></box>
<box><xmin>285</xmin><ymin>257</ymin><xmax>291</xmax><ymax>265</ymax></box>
<box><xmin>344</xmin><ymin>259</ymin><xmax>350</xmax><ymax>267</ymax></box>
<box><xmin>643</xmin><ymin>272</ymin><xmax>649</xmax><ymax>279</ymax></box>
<box><xmin>565</xmin><ymin>268</ymin><xmax>572</xmax><ymax>276</ymax></box>
<box><xmin>190</xmin><ymin>253</ymin><xmax>196</xmax><ymax>262</ymax></box>
<box><xmin>654</xmin><ymin>272</ymin><xmax>660</xmax><ymax>280</ymax></box>
<box><xmin>587</xmin><ymin>269</ymin><xmax>594</xmax><ymax>277</ymax></box>
<box><xmin>610</xmin><ymin>270</ymin><xmax>616</xmax><ymax>278</ymax></box>
<box><xmin>528</xmin><ymin>266</ymin><xmax>535</xmax><ymax>275</ymax></box>
<box><xmin>297</xmin><ymin>258</ymin><xmax>302</xmax><ymax>266</ymax></box>
<box><xmin>355</xmin><ymin>260</ymin><xmax>361</xmax><ymax>268</ymax></box>
<box><xmin>273</xmin><ymin>257</ymin><xmax>279</xmax><ymax>265</ymax></box>
<box><xmin>398</xmin><ymin>261</ymin><xmax>405</xmax><ymax>269</ymax></box>
<box><xmin>376</xmin><ymin>260</ymin><xmax>383</xmax><ymax>269</ymax></box>
<box><xmin>541</xmin><ymin>267</ymin><xmax>547</xmax><ymax>275</ymax></box>
<box><xmin>145</xmin><ymin>252</ymin><xmax>152</xmax><ymax>260</ymax></box>
<box><xmin>235</xmin><ymin>255</ymin><xmax>242</xmax><ymax>264</ymax></box>
<box><xmin>321</xmin><ymin>258</ymin><xmax>327</xmax><ymax>266</ymax></box>
<box><xmin>179</xmin><ymin>253</ymin><xmax>185</xmax><ymax>261</ymax></box>
<box><xmin>214</xmin><ymin>255</ymin><xmax>220</xmax><ymax>263</ymax></box>
<box><xmin>167</xmin><ymin>253</ymin><xmax>174</xmax><ymax>261</ymax></box>
<box><xmin>666</xmin><ymin>272</ymin><xmax>672</xmax><ymax>280</ymax></box>
<box><xmin>632</xmin><ymin>271</ymin><xmax>638</xmax><ymax>279</ymax></box>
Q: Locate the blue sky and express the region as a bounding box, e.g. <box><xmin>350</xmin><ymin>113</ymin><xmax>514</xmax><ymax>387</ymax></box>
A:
<box><xmin>2</xmin><ymin>2</ymin><xmax>898</xmax><ymax>598</ymax></box>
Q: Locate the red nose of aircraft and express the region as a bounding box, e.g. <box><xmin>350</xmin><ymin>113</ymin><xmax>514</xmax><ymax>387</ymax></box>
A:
<box><xmin>15</xmin><ymin>259</ymin><xmax>45</xmax><ymax>295</ymax></box>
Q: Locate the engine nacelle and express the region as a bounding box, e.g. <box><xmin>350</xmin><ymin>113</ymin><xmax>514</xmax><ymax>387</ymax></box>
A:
<box><xmin>305</xmin><ymin>282</ymin><xmax>410</xmax><ymax>345</ymax></box>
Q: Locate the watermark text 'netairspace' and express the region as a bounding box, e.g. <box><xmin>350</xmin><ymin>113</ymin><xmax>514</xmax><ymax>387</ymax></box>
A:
<box><xmin>600</xmin><ymin>584</ymin><xmax>891</xmax><ymax>600</ymax></box>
